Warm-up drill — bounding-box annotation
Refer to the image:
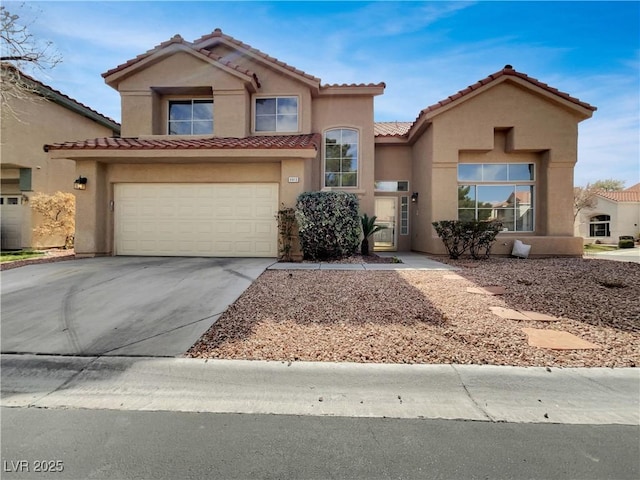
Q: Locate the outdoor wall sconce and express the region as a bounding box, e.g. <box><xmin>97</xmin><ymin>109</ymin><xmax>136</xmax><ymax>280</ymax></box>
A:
<box><xmin>73</xmin><ymin>176</ymin><xmax>87</xmax><ymax>190</ymax></box>
<box><xmin>411</xmin><ymin>192</ymin><xmax>419</xmax><ymax>203</ymax></box>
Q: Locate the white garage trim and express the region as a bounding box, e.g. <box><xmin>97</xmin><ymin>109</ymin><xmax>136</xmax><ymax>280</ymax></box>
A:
<box><xmin>114</xmin><ymin>183</ymin><xmax>278</xmax><ymax>257</ymax></box>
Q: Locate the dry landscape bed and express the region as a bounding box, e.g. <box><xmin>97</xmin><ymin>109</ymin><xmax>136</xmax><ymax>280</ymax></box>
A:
<box><xmin>188</xmin><ymin>257</ymin><xmax>640</xmax><ymax>367</ymax></box>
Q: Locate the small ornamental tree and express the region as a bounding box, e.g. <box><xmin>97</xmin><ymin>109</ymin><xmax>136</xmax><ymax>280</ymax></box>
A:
<box><xmin>295</xmin><ymin>191</ymin><xmax>360</xmax><ymax>260</ymax></box>
<box><xmin>30</xmin><ymin>191</ymin><xmax>75</xmax><ymax>248</ymax></box>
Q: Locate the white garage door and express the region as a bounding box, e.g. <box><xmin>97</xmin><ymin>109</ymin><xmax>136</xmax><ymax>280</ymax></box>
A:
<box><xmin>1</xmin><ymin>196</ymin><xmax>24</xmax><ymax>250</ymax></box>
<box><xmin>115</xmin><ymin>183</ymin><xmax>278</xmax><ymax>257</ymax></box>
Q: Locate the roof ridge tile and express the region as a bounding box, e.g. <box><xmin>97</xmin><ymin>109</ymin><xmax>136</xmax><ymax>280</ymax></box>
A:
<box><xmin>45</xmin><ymin>134</ymin><xmax>322</xmax><ymax>152</ymax></box>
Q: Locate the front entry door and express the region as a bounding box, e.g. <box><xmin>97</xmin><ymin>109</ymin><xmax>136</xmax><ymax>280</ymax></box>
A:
<box><xmin>374</xmin><ymin>197</ymin><xmax>396</xmax><ymax>251</ymax></box>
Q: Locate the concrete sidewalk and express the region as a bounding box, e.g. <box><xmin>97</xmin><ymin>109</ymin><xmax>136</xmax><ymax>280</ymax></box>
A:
<box><xmin>2</xmin><ymin>354</ymin><xmax>637</xmax><ymax>425</ymax></box>
<box><xmin>268</xmin><ymin>252</ymin><xmax>458</xmax><ymax>270</ymax></box>
<box><xmin>584</xmin><ymin>246</ymin><xmax>640</xmax><ymax>264</ymax></box>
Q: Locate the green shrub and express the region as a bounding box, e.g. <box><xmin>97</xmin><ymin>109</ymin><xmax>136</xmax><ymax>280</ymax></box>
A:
<box><xmin>468</xmin><ymin>221</ymin><xmax>503</xmax><ymax>259</ymax></box>
<box><xmin>295</xmin><ymin>191</ymin><xmax>360</xmax><ymax>260</ymax></box>
<box><xmin>618</xmin><ymin>239</ymin><xmax>635</xmax><ymax>249</ymax></box>
<box><xmin>432</xmin><ymin>220</ymin><xmax>503</xmax><ymax>259</ymax></box>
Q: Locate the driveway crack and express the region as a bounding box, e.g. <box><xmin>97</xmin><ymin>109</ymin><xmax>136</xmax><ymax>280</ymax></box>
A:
<box><xmin>97</xmin><ymin>311</ymin><xmax>225</xmax><ymax>355</ymax></box>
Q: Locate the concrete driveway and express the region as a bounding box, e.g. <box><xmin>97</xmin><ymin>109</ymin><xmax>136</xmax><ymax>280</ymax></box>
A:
<box><xmin>1</xmin><ymin>257</ymin><xmax>273</xmax><ymax>356</ymax></box>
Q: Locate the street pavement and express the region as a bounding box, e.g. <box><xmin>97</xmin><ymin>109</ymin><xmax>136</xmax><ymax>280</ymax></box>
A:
<box><xmin>2</xmin><ymin>354</ymin><xmax>638</xmax><ymax>425</ymax></box>
<box><xmin>2</xmin><ymin>407</ymin><xmax>638</xmax><ymax>480</ymax></box>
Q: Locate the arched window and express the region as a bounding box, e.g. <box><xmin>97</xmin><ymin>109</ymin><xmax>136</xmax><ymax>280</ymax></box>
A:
<box><xmin>589</xmin><ymin>214</ymin><xmax>611</xmax><ymax>237</ymax></box>
<box><xmin>324</xmin><ymin>129</ymin><xmax>358</xmax><ymax>187</ymax></box>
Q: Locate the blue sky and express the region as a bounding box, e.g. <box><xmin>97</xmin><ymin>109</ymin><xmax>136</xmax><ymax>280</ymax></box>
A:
<box><xmin>6</xmin><ymin>1</ymin><xmax>640</xmax><ymax>186</ymax></box>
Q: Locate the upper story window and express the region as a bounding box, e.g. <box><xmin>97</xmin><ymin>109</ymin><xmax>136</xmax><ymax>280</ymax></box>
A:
<box><xmin>324</xmin><ymin>128</ymin><xmax>358</xmax><ymax>188</ymax></box>
<box><xmin>255</xmin><ymin>97</ymin><xmax>298</xmax><ymax>132</ymax></box>
<box><xmin>457</xmin><ymin>163</ymin><xmax>535</xmax><ymax>232</ymax></box>
<box><xmin>168</xmin><ymin>100</ymin><xmax>213</xmax><ymax>135</ymax></box>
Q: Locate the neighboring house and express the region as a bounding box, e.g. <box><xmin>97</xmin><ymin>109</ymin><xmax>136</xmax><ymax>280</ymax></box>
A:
<box><xmin>1</xmin><ymin>63</ymin><xmax>120</xmax><ymax>250</ymax></box>
<box><xmin>45</xmin><ymin>29</ymin><xmax>595</xmax><ymax>258</ymax></box>
<box><xmin>576</xmin><ymin>183</ymin><xmax>640</xmax><ymax>243</ymax></box>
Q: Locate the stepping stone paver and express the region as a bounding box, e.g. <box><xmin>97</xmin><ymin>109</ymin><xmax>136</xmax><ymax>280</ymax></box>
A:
<box><xmin>519</xmin><ymin>311</ymin><xmax>560</xmax><ymax>322</ymax></box>
<box><xmin>443</xmin><ymin>274</ymin><xmax>465</xmax><ymax>280</ymax></box>
<box><xmin>489</xmin><ymin>307</ymin><xmax>530</xmax><ymax>320</ymax></box>
<box><xmin>489</xmin><ymin>307</ymin><xmax>561</xmax><ymax>322</ymax></box>
<box><xmin>522</xmin><ymin>328</ymin><xmax>602</xmax><ymax>350</ymax></box>
<box><xmin>467</xmin><ymin>286</ymin><xmax>506</xmax><ymax>295</ymax></box>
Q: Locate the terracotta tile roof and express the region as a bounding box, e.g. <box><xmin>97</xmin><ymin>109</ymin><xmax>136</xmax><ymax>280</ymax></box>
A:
<box><xmin>597</xmin><ymin>183</ymin><xmax>640</xmax><ymax>202</ymax></box>
<box><xmin>102</xmin><ymin>34</ymin><xmax>256</xmax><ymax>81</ymax></box>
<box><xmin>374</xmin><ymin>122</ymin><xmax>413</xmax><ymax>137</ymax></box>
<box><xmin>322</xmin><ymin>82</ymin><xmax>386</xmax><ymax>89</ymax></box>
<box><xmin>45</xmin><ymin>134</ymin><xmax>322</xmax><ymax>152</ymax></box>
<box><xmin>2</xmin><ymin>62</ymin><xmax>120</xmax><ymax>130</ymax></box>
<box><xmin>412</xmin><ymin>65</ymin><xmax>597</xmax><ymax>127</ymax></box>
<box><xmin>192</xmin><ymin>28</ymin><xmax>320</xmax><ymax>83</ymax></box>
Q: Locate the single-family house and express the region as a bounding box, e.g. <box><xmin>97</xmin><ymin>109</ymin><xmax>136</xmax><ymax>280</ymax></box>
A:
<box><xmin>45</xmin><ymin>29</ymin><xmax>596</xmax><ymax>258</ymax></box>
<box><xmin>576</xmin><ymin>183</ymin><xmax>640</xmax><ymax>243</ymax></box>
<box><xmin>1</xmin><ymin>63</ymin><xmax>120</xmax><ymax>249</ymax></box>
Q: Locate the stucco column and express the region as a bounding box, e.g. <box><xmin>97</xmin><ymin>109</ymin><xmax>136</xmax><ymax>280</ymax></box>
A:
<box><xmin>120</xmin><ymin>91</ymin><xmax>154</xmax><ymax>137</ymax></box>
<box><xmin>545</xmin><ymin>163</ymin><xmax>576</xmax><ymax>236</ymax></box>
<box><xmin>74</xmin><ymin>160</ymin><xmax>107</xmax><ymax>256</ymax></box>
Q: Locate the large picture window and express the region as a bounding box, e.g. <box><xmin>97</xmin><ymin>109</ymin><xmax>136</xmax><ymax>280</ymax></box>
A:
<box><xmin>324</xmin><ymin>129</ymin><xmax>358</xmax><ymax>187</ymax></box>
<box><xmin>255</xmin><ymin>97</ymin><xmax>298</xmax><ymax>132</ymax></box>
<box><xmin>168</xmin><ymin>100</ymin><xmax>213</xmax><ymax>135</ymax></box>
<box><xmin>589</xmin><ymin>215</ymin><xmax>611</xmax><ymax>237</ymax></box>
<box><xmin>458</xmin><ymin>163</ymin><xmax>535</xmax><ymax>232</ymax></box>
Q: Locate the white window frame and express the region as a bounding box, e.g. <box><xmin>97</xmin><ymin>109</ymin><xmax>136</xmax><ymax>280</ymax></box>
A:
<box><xmin>254</xmin><ymin>96</ymin><xmax>299</xmax><ymax>133</ymax></box>
<box><xmin>457</xmin><ymin>163</ymin><xmax>535</xmax><ymax>232</ymax></box>
<box><xmin>168</xmin><ymin>99</ymin><xmax>213</xmax><ymax>135</ymax></box>
<box><xmin>589</xmin><ymin>214</ymin><xmax>611</xmax><ymax>237</ymax></box>
<box><xmin>323</xmin><ymin>128</ymin><xmax>360</xmax><ymax>188</ymax></box>
<box><xmin>400</xmin><ymin>196</ymin><xmax>409</xmax><ymax>235</ymax></box>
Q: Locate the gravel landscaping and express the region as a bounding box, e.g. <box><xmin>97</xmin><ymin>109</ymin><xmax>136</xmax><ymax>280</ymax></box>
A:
<box><xmin>188</xmin><ymin>257</ymin><xmax>640</xmax><ymax>367</ymax></box>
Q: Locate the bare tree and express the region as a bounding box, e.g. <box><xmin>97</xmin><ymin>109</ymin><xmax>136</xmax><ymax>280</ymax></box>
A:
<box><xmin>1</xmin><ymin>4</ymin><xmax>61</xmax><ymax>115</ymax></box>
<box><xmin>573</xmin><ymin>183</ymin><xmax>598</xmax><ymax>221</ymax></box>
<box><xmin>1</xmin><ymin>5</ymin><xmax>60</xmax><ymax>67</ymax></box>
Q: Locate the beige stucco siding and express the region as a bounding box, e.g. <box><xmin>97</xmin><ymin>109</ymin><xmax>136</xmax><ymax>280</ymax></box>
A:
<box><xmin>117</xmin><ymin>50</ymin><xmax>314</xmax><ymax>138</ymax></box>
<box><xmin>1</xmin><ymin>92</ymin><xmax>116</xmax><ymax>248</ymax></box>
<box><xmin>312</xmin><ymin>95</ymin><xmax>377</xmax><ymax>214</ymax></box>
<box><xmin>406</xmin><ymin>81</ymin><xmax>585</xmax><ymax>256</ymax></box>
<box><xmin>71</xmin><ymin>158</ymin><xmax>317</xmax><ymax>256</ymax></box>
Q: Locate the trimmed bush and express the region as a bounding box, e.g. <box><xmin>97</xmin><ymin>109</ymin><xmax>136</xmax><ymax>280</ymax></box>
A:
<box><xmin>618</xmin><ymin>239</ymin><xmax>635</xmax><ymax>249</ymax></box>
<box><xmin>432</xmin><ymin>220</ymin><xmax>503</xmax><ymax>259</ymax></box>
<box><xmin>295</xmin><ymin>191</ymin><xmax>360</xmax><ymax>260</ymax></box>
